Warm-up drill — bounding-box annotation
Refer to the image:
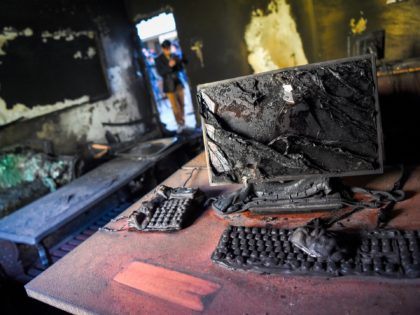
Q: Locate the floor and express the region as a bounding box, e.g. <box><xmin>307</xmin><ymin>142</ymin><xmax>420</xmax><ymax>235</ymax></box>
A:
<box><xmin>156</xmin><ymin>79</ymin><xmax>196</xmax><ymax>131</ymax></box>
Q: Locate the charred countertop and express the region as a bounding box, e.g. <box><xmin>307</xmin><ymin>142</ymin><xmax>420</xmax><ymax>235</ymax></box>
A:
<box><xmin>25</xmin><ymin>152</ymin><xmax>420</xmax><ymax>315</ymax></box>
<box><xmin>377</xmin><ymin>57</ymin><xmax>420</xmax><ymax>77</ymax></box>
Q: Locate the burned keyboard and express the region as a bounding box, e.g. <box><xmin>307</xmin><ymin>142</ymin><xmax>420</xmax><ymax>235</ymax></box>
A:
<box><xmin>211</xmin><ymin>226</ymin><xmax>420</xmax><ymax>278</ymax></box>
<box><xmin>127</xmin><ymin>185</ymin><xmax>205</xmax><ymax>232</ymax></box>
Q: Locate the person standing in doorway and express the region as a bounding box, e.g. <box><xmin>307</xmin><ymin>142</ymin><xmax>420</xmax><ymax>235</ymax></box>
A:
<box><xmin>155</xmin><ymin>40</ymin><xmax>187</xmax><ymax>133</ymax></box>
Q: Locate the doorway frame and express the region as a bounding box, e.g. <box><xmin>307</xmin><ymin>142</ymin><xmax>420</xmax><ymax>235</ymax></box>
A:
<box><xmin>132</xmin><ymin>7</ymin><xmax>198</xmax><ymax>132</ymax></box>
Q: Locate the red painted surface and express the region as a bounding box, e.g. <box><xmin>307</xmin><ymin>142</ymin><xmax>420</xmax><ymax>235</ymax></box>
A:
<box><xmin>114</xmin><ymin>261</ymin><xmax>220</xmax><ymax>311</ymax></box>
<box><xmin>25</xmin><ymin>154</ymin><xmax>420</xmax><ymax>314</ymax></box>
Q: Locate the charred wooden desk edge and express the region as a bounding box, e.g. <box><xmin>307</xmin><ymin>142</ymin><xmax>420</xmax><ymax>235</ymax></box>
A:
<box><xmin>0</xmin><ymin>137</ymin><xmax>193</xmax><ymax>267</ymax></box>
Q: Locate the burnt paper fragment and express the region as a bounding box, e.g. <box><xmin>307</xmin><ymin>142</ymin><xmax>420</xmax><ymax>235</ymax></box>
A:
<box><xmin>198</xmin><ymin>55</ymin><xmax>383</xmax><ymax>184</ymax></box>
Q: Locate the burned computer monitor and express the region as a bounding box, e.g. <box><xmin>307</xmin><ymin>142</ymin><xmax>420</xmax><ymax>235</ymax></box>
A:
<box><xmin>198</xmin><ymin>55</ymin><xmax>383</xmax><ymax>213</ymax></box>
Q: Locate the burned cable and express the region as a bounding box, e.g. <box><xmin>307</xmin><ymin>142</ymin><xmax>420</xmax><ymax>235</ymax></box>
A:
<box><xmin>182</xmin><ymin>167</ymin><xmax>200</xmax><ymax>187</ymax></box>
<box><xmin>319</xmin><ymin>165</ymin><xmax>407</xmax><ymax>229</ymax></box>
<box><xmin>98</xmin><ymin>215</ymin><xmax>130</xmax><ymax>232</ymax></box>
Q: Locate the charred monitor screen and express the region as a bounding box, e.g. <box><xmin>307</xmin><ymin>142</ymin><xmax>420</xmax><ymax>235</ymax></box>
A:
<box><xmin>198</xmin><ymin>55</ymin><xmax>383</xmax><ymax>185</ymax></box>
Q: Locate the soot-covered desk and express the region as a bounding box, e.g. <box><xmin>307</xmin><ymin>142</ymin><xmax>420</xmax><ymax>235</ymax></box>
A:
<box><xmin>25</xmin><ymin>152</ymin><xmax>420</xmax><ymax>314</ymax></box>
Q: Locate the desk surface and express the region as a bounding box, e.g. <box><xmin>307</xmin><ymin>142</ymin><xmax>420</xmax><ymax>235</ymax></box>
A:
<box><xmin>26</xmin><ymin>153</ymin><xmax>420</xmax><ymax>315</ymax></box>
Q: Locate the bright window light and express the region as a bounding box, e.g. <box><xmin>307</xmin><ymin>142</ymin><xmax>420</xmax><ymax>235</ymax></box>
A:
<box><xmin>159</xmin><ymin>31</ymin><xmax>178</xmax><ymax>43</ymax></box>
<box><xmin>137</xmin><ymin>12</ymin><xmax>176</xmax><ymax>41</ymax></box>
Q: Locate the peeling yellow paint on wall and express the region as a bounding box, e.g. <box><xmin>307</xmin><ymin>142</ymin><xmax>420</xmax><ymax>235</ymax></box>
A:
<box><xmin>0</xmin><ymin>96</ymin><xmax>89</xmax><ymax>125</ymax></box>
<box><xmin>73</xmin><ymin>47</ymin><xmax>97</xmax><ymax>60</ymax></box>
<box><xmin>41</xmin><ymin>29</ymin><xmax>95</xmax><ymax>43</ymax></box>
<box><xmin>0</xmin><ymin>26</ymin><xmax>95</xmax><ymax>126</ymax></box>
<box><xmin>0</xmin><ymin>27</ymin><xmax>33</xmax><ymax>55</ymax></box>
<box><xmin>244</xmin><ymin>0</ymin><xmax>308</xmax><ymax>73</ymax></box>
<box><xmin>36</xmin><ymin>121</ymin><xmax>57</xmax><ymax>140</ymax></box>
<box><xmin>350</xmin><ymin>16</ymin><xmax>367</xmax><ymax>35</ymax></box>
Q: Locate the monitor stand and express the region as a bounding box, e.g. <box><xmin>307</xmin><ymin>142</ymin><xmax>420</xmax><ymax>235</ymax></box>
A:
<box><xmin>212</xmin><ymin>177</ymin><xmax>344</xmax><ymax>215</ymax></box>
